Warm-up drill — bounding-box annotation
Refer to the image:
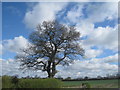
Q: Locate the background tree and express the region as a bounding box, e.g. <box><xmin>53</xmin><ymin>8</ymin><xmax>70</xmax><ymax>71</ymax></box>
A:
<box><xmin>65</xmin><ymin>77</ymin><xmax>71</xmax><ymax>80</ymax></box>
<box><xmin>16</xmin><ymin>20</ymin><xmax>84</xmax><ymax>78</ymax></box>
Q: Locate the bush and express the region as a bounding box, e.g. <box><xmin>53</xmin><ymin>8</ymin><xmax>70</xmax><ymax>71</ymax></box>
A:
<box><xmin>82</xmin><ymin>82</ymin><xmax>91</xmax><ymax>88</ymax></box>
<box><xmin>2</xmin><ymin>76</ymin><xmax>62</xmax><ymax>88</ymax></box>
<box><xmin>43</xmin><ymin>78</ymin><xmax>62</xmax><ymax>88</ymax></box>
<box><xmin>11</xmin><ymin>76</ymin><xmax>19</xmax><ymax>84</ymax></box>
<box><xmin>11</xmin><ymin>76</ymin><xmax>19</xmax><ymax>88</ymax></box>
<box><xmin>2</xmin><ymin>76</ymin><xmax>14</xmax><ymax>88</ymax></box>
<box><xmin>18</xmin><ymin>78</ymin><xmax>62</xmax><ymax>88</ymax></box>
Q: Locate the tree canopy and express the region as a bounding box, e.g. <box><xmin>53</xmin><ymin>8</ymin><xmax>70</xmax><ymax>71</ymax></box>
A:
<box><xmin>16</xmin><ymin>20</ymin><xmax>84</xmax><ymax>78</ymax></box>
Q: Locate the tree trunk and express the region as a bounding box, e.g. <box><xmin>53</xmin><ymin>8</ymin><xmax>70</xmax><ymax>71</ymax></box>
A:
<box><xmin>47</xmin><ymin>61</ymin><xmax>52</xmax><ymax>78</ymax></box>
<box><xmin>51</xmin><ymin>62</ymin><xmax>56</xmax><ymax>78</ymax></box>
<box><xmin>47</xmin><ymin>61</ymin><xmax>56</xmax><ymax>78</ymax></box>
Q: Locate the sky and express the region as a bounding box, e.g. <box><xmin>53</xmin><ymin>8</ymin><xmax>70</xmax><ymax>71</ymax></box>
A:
<box><xmin>0</xmin><ymin>1</ymin><xmax>119</xmax><ymax>78</ymax></box>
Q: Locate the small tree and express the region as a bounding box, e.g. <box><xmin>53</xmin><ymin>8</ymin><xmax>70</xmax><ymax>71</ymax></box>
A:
<box><xmin>84</xmin><ymin>76</ymin><xmax>89</xmax><ymax>80</ymax></box>
<box><xmin>65</xmin><ymin>77</ymin><xmax>71</xmax><ymax>80</ymax></box>
<box><xmin>16</xmin><ymin>20</ymin><xmax>84</xmax><ymax>78</ymax></box>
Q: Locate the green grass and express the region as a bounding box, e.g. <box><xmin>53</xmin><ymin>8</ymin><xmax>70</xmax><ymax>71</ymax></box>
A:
<box><xmin>62</xmin><ymin>79</ymin><xmax>119</xmax><ymax>88</ymax></box>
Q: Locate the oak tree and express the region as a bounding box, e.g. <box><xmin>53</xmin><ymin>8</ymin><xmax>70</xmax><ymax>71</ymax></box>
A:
<box><xmin>16</xmin><ymin>20</ymin><xmax>84</xmax><ymax>78</ymax></box>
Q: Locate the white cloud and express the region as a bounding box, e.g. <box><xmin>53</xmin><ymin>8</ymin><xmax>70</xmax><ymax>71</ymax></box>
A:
<box><xmin>1</xmin><ymin>58</ymin><xmax>20</xmax><ymax>76</ymax></box>
<box><xmin>90</xmin><ymin>54</ymin><xmax>118</xmax><ymax>64</ymax></box>
<box><xmin>85</xmin><ymin>2</ymin><xmax>118</xmax><ymax>23</ymax></box>
<box><xmin>77</xmin><ymin>25</ymin><xmax>118</xmax><ymax>60</ymax></box>
<box><xmin>103</xmin><ymin>53</ymin><xmax>118</xmax><ymax>63</ymax></box>
<box><xmin>66</xmin><ymin>4</ymin><xmax>84</xmax><ymax>23</ymax></box>
<box><xmin>82</xmin><ymin>26</ymin><xmax>118</xmax><ymax>51</ymax></box>
<box><xmin>85</xmin><ymin>49</ymin><xmax>103</xmax><ymax>58</ymax></box>
<box><xmin>0</xmin><ymin>58</ymin><xmax>47</xmax><ymax>78</ymax></box>
<box><xmin>76</xmin><ymin>25</ymin><xmax>118</xmax><ymax>58</ymax></box>
<box><xmin>66</xmin><ymin>2</ymin><xmax>118</xmax><ymax>54</ymax></box>
<box><xmin>2</xmin><ymin>36</ymin><xmax>29</xmax><ymax>54</ymax></box>
<box><xmin>24</xmin><ymin>2</ymin><xmax>68</xmax><ymax>29</ymax></box>
<box><xmin>65</xmin><ymin>2</ymin><xmax>118</xmax><ymax>24</ymax></box>
<box><xmin>65</xmin><ymin>2</ymin><xmax>118</xmax><ymax>52</ymax></box>
<box><xmin>76</xmin><ymin>22</ymin><xmax>94</xmax><ymax>37</ymax></box>
<box><xmin>56</xmin><ymin>54</ymin><xmax>118</xmax><ymax>78</ymax></box>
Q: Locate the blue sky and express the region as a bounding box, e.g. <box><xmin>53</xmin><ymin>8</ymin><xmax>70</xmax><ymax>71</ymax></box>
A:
<box><xmin>2</xmin><ymin>2</ymin><xmax>29</xmax><ymax>40</ymax></box>
<box><xmin>2</xmin><ymin>2</ymin><xmax>30</xmax><ymax>59</ymax></box>
<box><xmin>1</xmin><ymin>2</ymin><xmax>118</xmax><ymax>78</ymax></box>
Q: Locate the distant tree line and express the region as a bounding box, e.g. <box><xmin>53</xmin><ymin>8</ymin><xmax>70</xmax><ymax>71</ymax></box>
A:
<box><xmin>1</xmin><ymin>73</ymin><xmax>120</xmax><ymax>81</ymax></box>
<box><xmin>57</xmin><ymin>73</ymin><xmax>120</xmax><ymax>81</ymax></box>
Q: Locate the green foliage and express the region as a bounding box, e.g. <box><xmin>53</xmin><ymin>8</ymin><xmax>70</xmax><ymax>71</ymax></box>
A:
<box><xmin>18</xmin><ymin>78</ymin><xmax>62</xmax><ymax>88</ymax></box>
<box><xmin>2</xmin><ymin>76</ymin><xmax>62</xmax><ymax>88</ymax></box>
<box><xmin>11</xmin><ymin>76</ymin><xmax>19</xmax><ymax>84</ymax></box>
<box><xmin>82</xmin><ymin>82</ymin><xmax>91</xmax><ymax>88</ymax></box>
<box><xmin>43</xmin><ymin>78</ymin><xmax>62</xmax><ymax>88</ymax></box>
<box><xmin>2</xmin><ymin>76</ymin><xmax>14</xmax><ymax>88</ymax></box>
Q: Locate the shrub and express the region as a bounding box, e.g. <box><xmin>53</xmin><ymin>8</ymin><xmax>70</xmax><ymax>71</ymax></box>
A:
<box><xmin>43</xmin><ymin>78</ymin><xmax>62</xmax><ymax>88</ymax></box>
<box><xmin>11</xmin><ymin>76</ymin><xmax>19</xmax><ymax>84</ymax></box>
<box><xmin>2</xmin><ymin>76</ymin><xmax>62</xmax><ymax>88</ymax></box>
<box><xmin>18</xmin><ymin>78</ymin><xmax>62</xmax><ymax>88</ymax></box>
<box><xmin>82</xmin><ymin>82</ymin><xmax>91</xmax><ymax>88</ymax></box>
<box><xmin>11</xmin><ymin>76</ymin><xmax>19</xmax><ymax>88</ymax></box>
<box><xmin>2</xmin><ymin>76</ymin><xmax>14</xmax><ymax>88</ymax></box>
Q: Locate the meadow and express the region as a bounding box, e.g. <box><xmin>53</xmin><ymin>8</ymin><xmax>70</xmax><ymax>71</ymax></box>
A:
<box><xmin>63</xmin><ymin>79</ymin><xmax>119</xmax><ymax>88</ymax></box>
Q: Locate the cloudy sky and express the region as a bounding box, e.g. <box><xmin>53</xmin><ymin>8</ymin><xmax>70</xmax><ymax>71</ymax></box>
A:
<box><xmin>0</xmin><ymin>1</ymin><xmax>119</xmax><ymax>78</ymax></box>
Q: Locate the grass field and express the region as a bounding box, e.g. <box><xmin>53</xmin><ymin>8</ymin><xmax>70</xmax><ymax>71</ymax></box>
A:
<box><xmin>62</xmin><ymin>79</ymin><xmax>119</xmax><ymax>88</ymax></box>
